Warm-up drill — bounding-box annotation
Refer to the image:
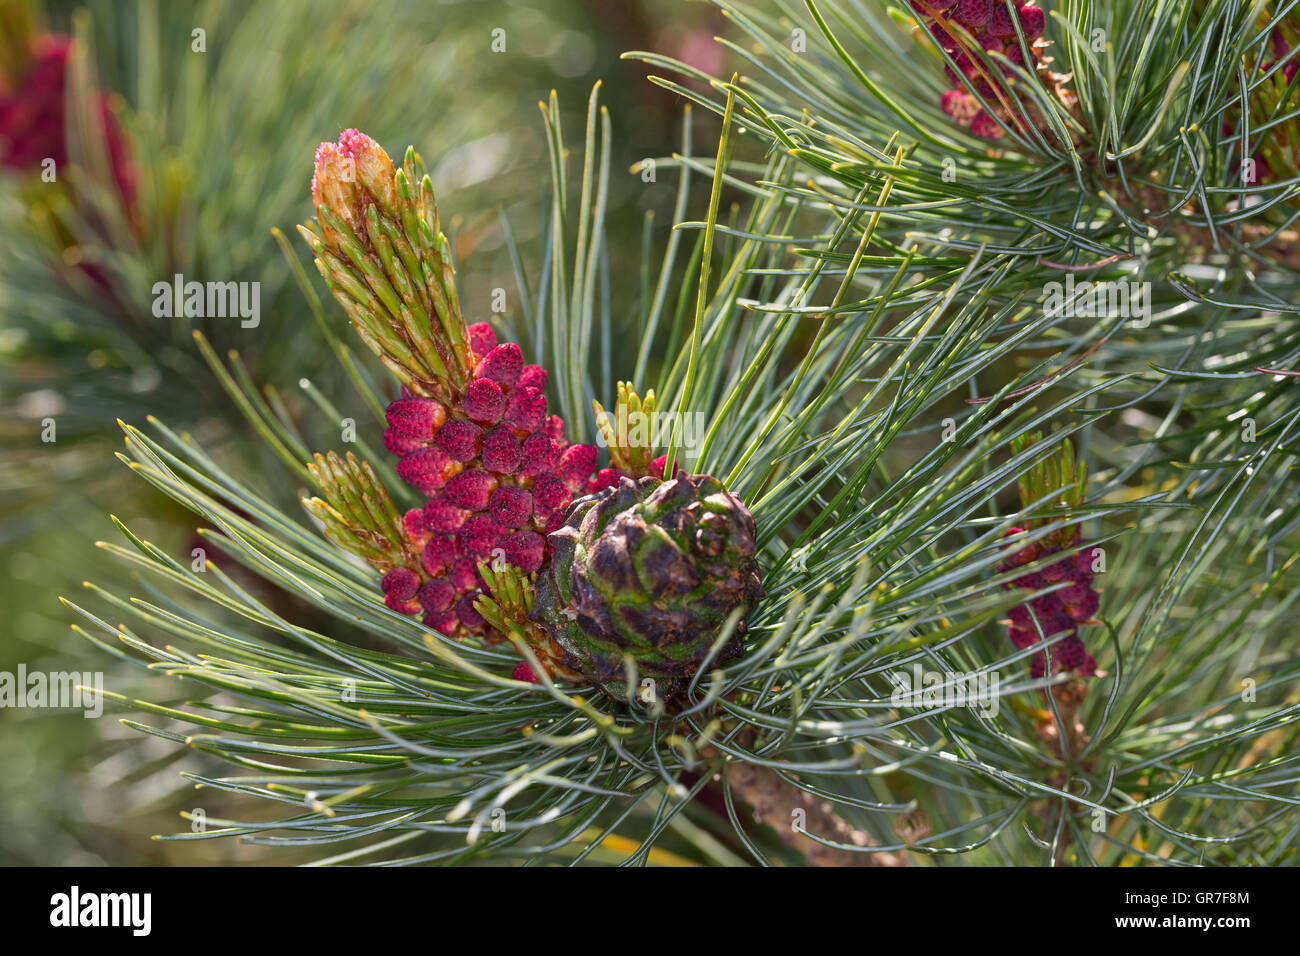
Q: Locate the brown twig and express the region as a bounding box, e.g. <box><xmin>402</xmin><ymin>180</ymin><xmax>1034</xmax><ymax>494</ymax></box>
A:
<box><xmin>710</xmin><ymin>727</ymin><xmax>907</xmax><ymax>867</ymax></box>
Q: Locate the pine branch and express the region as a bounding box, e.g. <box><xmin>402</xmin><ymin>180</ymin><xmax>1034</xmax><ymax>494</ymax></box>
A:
<box><xmin>52</xmin><ymin>4</ymin><xmax>1300</xmax><ymax>866</ymax></box>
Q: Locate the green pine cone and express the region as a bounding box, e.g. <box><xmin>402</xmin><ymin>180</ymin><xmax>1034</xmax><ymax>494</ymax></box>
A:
<box><xmin>529</xmin><ymin>473</ymin><xmax>765</xmax><ymax>700</ymax></box>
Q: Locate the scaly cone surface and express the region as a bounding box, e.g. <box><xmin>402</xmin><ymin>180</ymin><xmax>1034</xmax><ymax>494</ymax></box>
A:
<box><xmin>530</xmin><ymin>473</ymin><xmax>765</xmax><ymax>700</ymax></box>
<box><xmin>300</xmin><ymin>129</ymin><xmax>620</xmax><ymax>639</ymax></box>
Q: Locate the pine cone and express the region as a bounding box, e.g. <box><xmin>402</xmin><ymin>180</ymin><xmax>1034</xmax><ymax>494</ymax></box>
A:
<box><xmin>529</xmin><ymin>473</ymin><xmax>765</xmax><ymax>700</ymax></box>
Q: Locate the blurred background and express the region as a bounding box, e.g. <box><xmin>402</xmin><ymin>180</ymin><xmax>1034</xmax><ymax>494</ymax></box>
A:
<box><xmin>0</xmin><ymin>0</ymin><xmax>723</xmax><ymax>865</ymax></box>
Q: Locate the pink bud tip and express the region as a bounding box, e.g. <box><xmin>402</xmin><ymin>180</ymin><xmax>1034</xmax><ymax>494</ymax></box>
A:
<box><xmin>1042</xmin><ymin>561</ymin><xmax>1069</xmax><ymax>585</ymax></box>
<box><xmin>988</xmin><ymin>4</ymin><xmax>1016</xmax><ymax>36</ymax></box>
<box><xmin>590</xmin><ymin>467</ymin><xmax>627</xmax><ymax>493</ymax></box>
<box><xmin>1007</xmin><ymin>626</ymin><xmax>1038</xmax><ymax>649</ymax></box>
<box><xmin>464</xmin><ymin>378</ymin><xmax>506</xmax><ymax>424</ymax></box>
<box><xmin>421</xmin><ymin>534</ymin><xmax>456</xmax><ymax>577</ymax></box>
<box><xmin>489</xmin><ymin>486</ymin><xmax>533</xmax><ymax>528</ymax></box>
<box><xmin>384</xmin><ymin>427</ymin><xmax>426</xmax><ymax>457</ymax></box>
<box><xmin>423</xmin><ymin>609</ymin><xmax>460</xmax><ymax>635</ymax></box>
<box><xmin>519</xmin><ymin>432</ymin><xmax>556</xmax><ymax>476</ymax></box>
<box><xmin>1017</xmin><ymin>3</ymin><xmax>1044</xmax><ymax>40</ymax></box>
<box><xmin>532</xmin><ymin>472</ymin><xmax>572</xmax><ymax>520</ymax></box>
<box><xmin>971</xmin><ymin>111</ymin><xmax>1005</xmax><ymax>140</ymax></box>
<box><xmin>503</xmin><ymin>530</ymin><xmax>545</xmax><ymax>573</ymax></box>
<box><xmin>450</xmin><ymin>558</ymin><xmax>481</xmax><ymax>591</ymax></box>
<box><xmin>928</xmin><ymin>21</ymin><xmax>959</xmax><ymax>52</ymax></box>
<box><xmin>954</xmin><ymin>0</ymin><xmax>992</xmax><ymax>29</ymax></box>
<box><xmin>337</xmin><ymin>128</ymin><xmax>379</xmax><ymax>158</ymax></box>
<box><xmin>385</xmin><ymin>397</ymin><xmax>447</xmax><ymax>439</ymax></box>
<box><xmin>518</xmin><ymin>365</ymin><xmax>548</xmax><ymax>390</ymax></box>
<box><xmin>557</xmin><ymin>444</ymin><xmax>598</xmax><ymax>490</ymax></box>
<box><xmin>974</xmin><ymin>73</ymin><xmax>998</xmax><ymax>97</ymax></box>
<box><xmin>443</xmin><ymin>468</ymin><xmax>497</xmax><ymax>511</ymax></box>
<box><xmin>423</xmin><ymin>495</ymin><xmax>469</xmax><ymax>533</ymax></box>
<box><xmin>311</xmin><ymin>129</ymin><xmax>398</xmax><ymax>253</ymax></box>
<box><xmin>456</xmin><ymin>513</ymin><xmax>504</xmax><ymax>560</ymax></box>
<box><xmin>417</xmin><ymin>578</ymin><xmax>456</xmax><ymax>614</ymax></box>
<box><xmin>1271</xmin><ymin>28</ymin><xmax>1289</xmax><ymax>59</ymax></box>
<box><xmin>506</xmin><ymin>386</ymin><xmax>548</xmax><ymax>432</ymax></box>
<box><xmin>1058</xmin><ymin>582</ymin><xmax>1088</xmax><ymax>604</ymax></box>
<box><xmin>650</xmin><ymin>454</ymin><xmax>668</xmax><ymax>478</ymax></box>
<box><xmin>310</xmin><ymin>142</ymin><xmax>339</xmax><ymax>203</ymax></box>
<box><xmin>467</xmin><ymin>322</ymin><xmax>497</xmax><ymax>359</ymax></box>
<box><xmin>1063</xmin><ymin>590</ymin><xmax>1099</xmax><ymax>622</ymax></box>
<box><xmin>1054</xmin><ymin>634</ymin><xmax>1096</xmax><ymax>676</ymax></box>
<box><xmin>941</xmin><ymin>90</ymin><xmax>979</xmax><ymax>124</ymax></box>
<box><xmin>397</xmin><ymin>448</ymin><xmax>455</xmax><ymax>496</ymax></box>
<box><xmin>477</xmin><ymin>343</ymin><xmax>524</xmax><ymax>387</ymax></box>
<box><xmin>1016</xmin><ymin>571</ymin><xmax>1046</xmax><ymax>590</ymax></box>
<box><xmin>403</xmin><ymin>508</ymin><xmax>429</xmax><ymax>542</ymax></box>
<box><xmin>545</xmin><ymin>415</ymin><xmax>566</xmax><ymax>442</ymax></box>
<box><xmin>482</xmin><ymin>426</ymin><xmax>523</xmax><ymax>475</ymax></box>
<box><xmin>381</xmin><ymin>567</ymin><xmax>420</xmax><ymax>601</ymax></box>
<box><xmin>1035</xmin><ymin>600</ymin><xmax>1072</xmax><ymax>634</ymax></box>
<box><xmin>385</xmin><ymin>594</ymin><xmax>422</xmax><ymax>615</ymax></box>
<box><xmin>512</xmin><ymin>661</ymin><xmax>540</xmax><ymax>683</ymax></box>
<box><xmin>456</xmin><ymin>594</ymin><xmax>486</xmax><ymax>630</ymax></box>
<box><xmin>434</xmin><ymin>419</ymin><xmax>483</xmax><ymax>462</ymax></box>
